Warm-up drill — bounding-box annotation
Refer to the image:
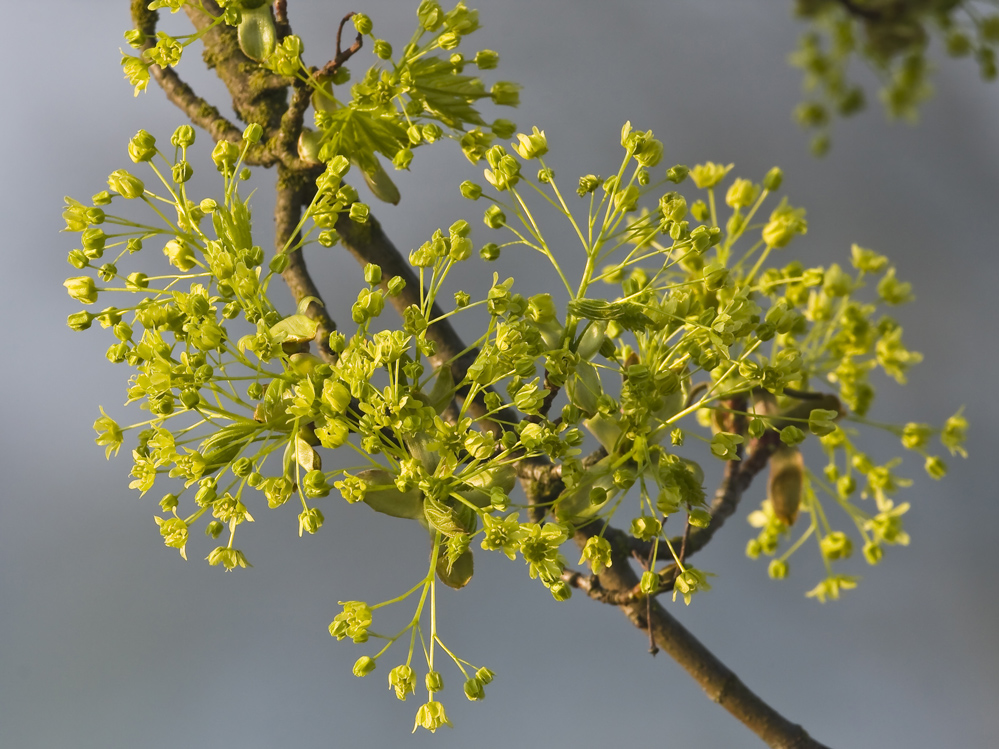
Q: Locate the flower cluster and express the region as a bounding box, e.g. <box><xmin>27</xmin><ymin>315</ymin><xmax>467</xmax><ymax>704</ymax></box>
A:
<box><xmin>67</xmin><ymin>2</ymin><xmax>967</xmax><ymax>732</ymax></box>
<box><xmin>791</xmin><ymin>0</ymin><xmax>999</xmax><ymax>153</ymax></box>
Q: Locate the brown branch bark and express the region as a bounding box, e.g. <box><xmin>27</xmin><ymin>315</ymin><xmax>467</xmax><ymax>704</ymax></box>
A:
<box><xmin>571</xmin><ymin>520</ymin><xmax>831</xmax><ymax>748</ymax></box>
<box><xmin>276</xmin><ymin>166</ymin><xmax>337</xmax><ymax>363</ymax></box>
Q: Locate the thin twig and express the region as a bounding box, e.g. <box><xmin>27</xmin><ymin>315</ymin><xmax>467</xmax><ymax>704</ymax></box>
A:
<box><xmin>318</xmin><ymin>12</ymin><xmax>363</xmax><ymax>79</ymax></box>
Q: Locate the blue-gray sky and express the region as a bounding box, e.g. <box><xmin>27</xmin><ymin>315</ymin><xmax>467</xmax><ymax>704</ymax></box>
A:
<box><xmin>2</xmin><ymin>1</ymin><xmax>997</xmax><ymax>747</ymax></box>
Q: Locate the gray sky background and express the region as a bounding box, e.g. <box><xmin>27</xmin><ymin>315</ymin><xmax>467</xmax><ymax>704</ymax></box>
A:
<box><xmin>2</xmin><ymin>1</ymin><xmax>997</xmax><ymax>747</ymax></box>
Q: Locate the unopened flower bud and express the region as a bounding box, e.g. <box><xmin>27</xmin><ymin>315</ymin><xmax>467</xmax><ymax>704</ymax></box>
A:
<box><xmin>171</xmin><ymin>125</ymin><xmax>195</xmax><ymax>148</ymax></box>
<box><xmin>425</xmin><ymin>671</ymin><xmax>444</xmax><ymax>693</ymax></box>
<box><xmin>172</xmin><ymin>160</ymin><xmax>193</xmax><ymax>183</ymax></box>
<box><xmin>107</xmin><ymin>169</ymin><xmax>145</xmax><ymax>199</ymax></box>
<box><xmin>67</xmin><ymin>311</ymin><xmax>94</xmax><ymax>331</ymax></box>
<box><xmin>768</xmin><ymin>559</ymin><xmax>788</xmax><ymax>579</ymax></box>
<box><xmin>353</xmin><ymin>656</ymin><xmax>376</xmax><ymax>677</ymax></box>
<box><xmin>64</xmin><ymin>276</ymin><xmax>98</xmax><ymax>304</ymax></box>
<box><xmin>352</xmin><ymin>12</ymin><xmax>373</xmax><ymax>35</ymax></box>
<box><xmin>127</xmin><ymin>130</ymin><xmax>157</xmax><ymax>163</ymax></box>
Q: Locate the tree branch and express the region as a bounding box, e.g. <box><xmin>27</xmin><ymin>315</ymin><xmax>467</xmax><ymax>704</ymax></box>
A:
<box><xmin>571</xmin><ymin>521</ymin><xmax>831</xmax><ymax>748</ymax></box>
<box><xmin>276</xmin><ymin>166</ymin><xmax>337</xmax><ymax>363</ymax></box>
<box><xmin>130</xmin><ymin>1</ymin><xmax>244</xmax><ymax>145</ymax></box>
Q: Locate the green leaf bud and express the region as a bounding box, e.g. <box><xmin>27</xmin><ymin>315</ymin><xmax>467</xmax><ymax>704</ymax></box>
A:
<box><xmin>107</xmin><ymin>169</ymin><xmax>145</xmax><ymax>199</ymax></box>
<box><xmin>353</xmin><ymin>12</ymin><xmax>373</xmax><ymax>35</ymax></box>
<box><xmin>373</xmin><ymin>39</ymin><xmax>392</xmax><ymax>59</ymax></box>
<box><xmin>126</xmin><ymin>238</ymin><xmax>142</xmax><ymax>253</ymax></box>
<box><xmin>762</xmin><ymin>167</ymin><xmax>783</xmax><ymax>192</ymax></box>
<box><xmin>317</xmin><ymin>230</ymin><xmax>337</xmax><ymax>247</ymax></box>
<box><xmin>66</xmin><ymin>250</ymin><xmax>88</xmax><ymax>269</ymax></box>
<box><xmin>127</xmin><ymin>130</ymin><xmax>157</xmax><ymax>163</ymax></box>
<box><xmin>64</xmin><ymin>276</ymin><xmax>98</xmax><ymax>304</ymax></box>
<box><xmin>353</xmin><ymin>656</ymin><xmax>376</xmax><ymax>678</ymax></box>
<box><xmin>171</xmin><ymin>125</ymin><xmax>195</xmax><ymax>148</ymax></box>
<box><xmin>238</xmin><ymin>5</ymin><xmax>277</xmax><ymax>61</ymax></box>
<box><xmin>171</xmin><ymin>160</ymin><xmax>193</xmax><ymax>183</ymax></box>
